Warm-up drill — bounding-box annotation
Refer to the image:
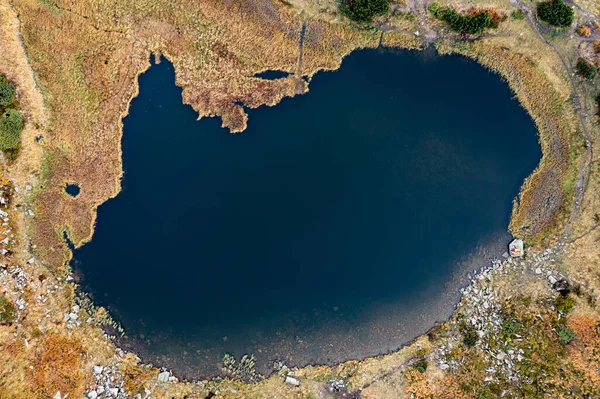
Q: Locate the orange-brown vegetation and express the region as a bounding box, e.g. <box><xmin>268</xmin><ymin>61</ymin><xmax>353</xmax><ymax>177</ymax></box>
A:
<box><xmin>119</xmin><ymin>353</ymin><xmax>156</xmax><ymax>396</ymax></box>
<box><xmin>30</xmin><ymin>332</ymin><xmax>86</xmax><ymax>398</ymax></box>
<box><xmin>468</xmin><ymin>6</ymin><xmax>505</xmax><ymax>26</ymax></box>
<box><xmin>577</xmin><ymin>25</ymin><xmax>592</xmax><ymax>37</ymax></box>
<box><xmin>566</xmin><ymin>313</ymin><xmax>600</xmax><ymax>387</ymax></box>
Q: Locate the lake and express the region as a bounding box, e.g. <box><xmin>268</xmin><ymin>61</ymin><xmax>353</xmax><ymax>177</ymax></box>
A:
<box><xmin>73</xmin><ymin>48</ymin><xmax>541</xmax><ymax>378</ymax></box>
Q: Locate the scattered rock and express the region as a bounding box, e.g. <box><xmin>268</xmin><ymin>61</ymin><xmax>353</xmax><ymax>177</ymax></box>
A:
<box><xmin>157</xmin><ymin>371</ymin><xmax>170</xmax><ymax>383</ymax></box>
<box><xmin>285</xmin><ymin>376</ymin><xmax>300</xmax><ymax>386</ymax></box>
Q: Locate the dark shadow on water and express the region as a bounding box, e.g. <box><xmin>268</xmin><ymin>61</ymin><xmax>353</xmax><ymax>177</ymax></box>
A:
<box><xmin>73</xmin><ymin>47</ymin><xmax>541</xmax><ymax>379</ymax></box>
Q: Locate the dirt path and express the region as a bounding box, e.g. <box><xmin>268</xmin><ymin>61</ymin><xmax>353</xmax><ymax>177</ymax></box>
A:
<box><xmin>295</xmin><ymin>20</ymin><xmax>307</xmax><ymax>92</ymax></box>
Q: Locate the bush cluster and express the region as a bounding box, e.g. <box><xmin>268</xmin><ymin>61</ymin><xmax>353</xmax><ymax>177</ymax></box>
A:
<box><xmin>557</xmin><ymin>325</ymin><xmax>576</xmax><ymax>345</ymax></box>
<box><xmin>576</xmin><ymin>25</ymin><xmax>592</xmax><ymax>37</ymax></box>
<box><xmin>0</xmin><ymin>109</ymin><xmax>24</xmax><ymax>151</ymax></box>
<box><xmin>339</xmin><ymin>0</ymin><xmax>389</xmax><ymax>23</ymax></box>
<box><xmin>575</xmin><ymin>57</ymin><xmax>597</xmax><ymax>80</ymax></box>
<box><xmin>0</xmin><ymin>79</ymin><xmax>15</xmax><ymax>107</ymax></box>
<box><xmin>412</xmin><ymin>359</ymin><xmax>428</xmax><ymax>373</ymax></box>
<box><xmin>511</xmin><ymin>9</ymin><xmax>526</xmax><ymax>20</ymax></box>
<box><xmin>0</xmin><ymin>296</ymin><xmax>15</xmax><ymax>325</ymax></box>
<box><xmin>537</xmin><ymin>0</ymin><xmax>573</xmax><ymax>27</ymax></box>
<box><xmin>428</xmin><ymin>3</ymin><xmax>500</xmax><ymax>34</ymax></box>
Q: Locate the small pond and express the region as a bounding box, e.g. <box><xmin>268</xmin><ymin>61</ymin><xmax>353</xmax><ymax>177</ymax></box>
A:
<box><xmin>73</xmin><ymin>48</ymin><xmax>541</xmax><ymax>378</ymax></box>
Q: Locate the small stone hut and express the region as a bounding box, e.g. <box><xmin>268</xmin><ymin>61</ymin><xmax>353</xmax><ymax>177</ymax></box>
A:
<box><xmin>509</xmin><ymin>238</ymin><xmax>524</xmax><ymax>257</ymax></box>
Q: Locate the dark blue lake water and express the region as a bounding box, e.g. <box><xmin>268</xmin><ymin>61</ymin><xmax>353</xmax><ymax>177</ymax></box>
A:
<box><xmin>73</xmin><ymin>49</ymin><xmax>541</xmax><ymax>378</ymax></box>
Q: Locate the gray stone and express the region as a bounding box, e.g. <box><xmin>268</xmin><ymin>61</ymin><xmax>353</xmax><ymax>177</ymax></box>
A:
<box><xmin>52</xmin><ymin>392</ymin><xmax>62</xmax><ymax>399</ymax></box>
<box><xmin>93</xmin><ymin>365</ymin><xmax>103</xmax><ymax>374</ymax></box>
<box><xmin>157</xmin><ymin>371</ymin><xmax>170</xmax><ymax>383</ymax></box>
<box><xmin>285</xmin><ymin>376</ymin><xmax>300</xmax><ymax>386</ymax></box>
<box><xmin>87</xmin><ymin>390</ymin><xmax>98</xmax><ymax>399</ymax></box>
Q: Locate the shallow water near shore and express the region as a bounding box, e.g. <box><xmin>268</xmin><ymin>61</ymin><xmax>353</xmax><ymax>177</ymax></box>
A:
<box><xmin>73</xmin><ymin>48</ymin><xmax>541</xmax><ymax>378</ymax></box>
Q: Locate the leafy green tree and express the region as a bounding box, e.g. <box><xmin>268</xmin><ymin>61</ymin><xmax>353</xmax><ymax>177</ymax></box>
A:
<box><xmin>0</xmin><ymin>109</ymin><xmax>24</xmax><ymax>150</ymax></box>
<box><xmin>575</xmin><ymin>57</ymin><xmax>597</xmax><ymax>80</ymax></box>
<box><xmin>0</xmin><ymin>79</ymin><xmax>15</xmax><ymax>106</ymax></box>
<box><xmin>537</xmin><ymin>0</ymin><xmax>573</xmax><ymax>27</ymax></box>
<box><xmin>339</xmin><ymin>0</ymin><xmax>390</xmax><ymax>23</ymax></box>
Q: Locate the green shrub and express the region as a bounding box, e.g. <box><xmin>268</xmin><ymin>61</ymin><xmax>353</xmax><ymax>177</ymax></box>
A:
<box><xmin>0</xmin><ymin>296</ymin><xmax>15</xmax><ymax>324</ymax></box>
<box><xmin>557</xmin><ymin>325</ymin><xmax>576</xmax><ymax>345</ymax></box>
<box><xmin>0</xmin><ymin>78</ymin><xmax>15</xmax><ymax>106</ymax></box>
<box><xmin>393</xmin><ymin>9</ymin><xmax>416</xmax><ymax>20</ymax></box>
<box><xmin>511</xmin><ymin>9</ymin><xmax>526</xmax><ymax>19</ymax></box>
<box><xmin>554</xmin><ymin>295</ymin><xmax>576</xmax><ymax>313</ymax></box>
<box><xmin>428</xmin><ymin>3</ymin><xmax>498</xmax><ymax>34</ymax></box>
<box><xmin>412</xmin><ymin>359</ymin><xmax>428</xmax><ymax>373</ymax></box>
<box><xmin>463</xmin><ymin>325</ymin><xmax>479</xmax><ymax>347</ymax></box>
<box><xmin>501</xmin><ymin>319</ymin><xmax>522</xmax><ymax>339</ymax></box>
<box><xmin>0</xmin><ymin>109</ymin><xmax>24</xmax><ymax>150</ymax></box>
<box><xmin>537</xmin><ymin>0</ymin><xmax>573</xmax><ymax>27</ymax></box>
<box><xmin>575</xmin><ymin>57</ymin><xmax>597</xmax><ymax>79</ymax></box>
<box><xmin>339</xmin><ymin>0</ymin><xmax>390</xmax><ymax>23</ymax></box>
<box><xmin>596</xmin><ymin>93</ymin><xmax>600</xmax><ymax>116</ymax></box>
